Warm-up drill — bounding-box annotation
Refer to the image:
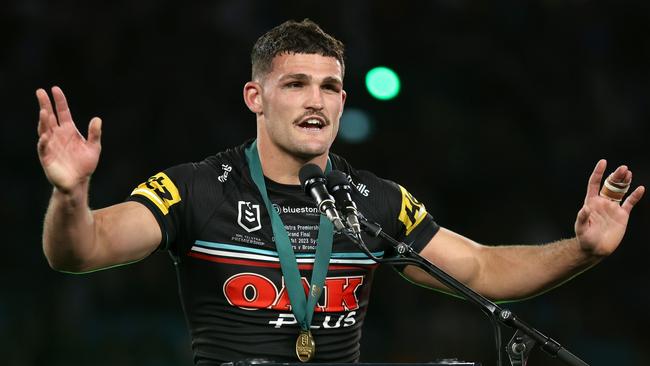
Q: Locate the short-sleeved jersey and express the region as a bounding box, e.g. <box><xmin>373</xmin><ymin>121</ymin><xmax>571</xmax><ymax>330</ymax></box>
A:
<box><xmin>127</xmin><ymin>141</ymin><xmax>439</xmax><ymax>365</ymax></box>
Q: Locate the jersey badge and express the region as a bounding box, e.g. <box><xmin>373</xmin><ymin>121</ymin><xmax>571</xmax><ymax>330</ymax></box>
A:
<box><xmin>398</xmin><ymin>185</ymin><xmax>427</xmax><ymax>235</ymax></box>
<box><xmin>238</xmin><ymin>201</ymin><xmax>262</xmax><ymax>232</ymax></box>
<box><xmin>131</xmin><ymin>172</ymin><xmax>181</xmax><ymax>215</ymax></box>
<box><xmin>217</xmin><ymin>164</ymin><xmax>232</xmax><ymax>183</ymax></box>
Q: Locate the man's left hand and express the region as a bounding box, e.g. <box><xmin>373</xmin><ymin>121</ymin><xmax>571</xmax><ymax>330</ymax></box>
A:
<box><xmin>575</xmin><ymin>159</ymin><xmax>645</xmax><ymax>257</ymax></box>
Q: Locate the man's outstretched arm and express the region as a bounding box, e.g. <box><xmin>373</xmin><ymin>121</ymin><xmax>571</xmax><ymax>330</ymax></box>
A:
<box><xmin>37</xmin><ymin>86</ymin><xmax>161</xmax><ymax>273</ymax></box>
<box><xmin>404</xmin><ymin>160</ymin><xmax>645</xmax><ymax>301</ymax></box>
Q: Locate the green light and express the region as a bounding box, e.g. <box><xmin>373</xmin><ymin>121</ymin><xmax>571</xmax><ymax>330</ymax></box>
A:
<box><xmin>365</xmin><ymin>66</ymin><xmax>400</xmax><ymax>100</ymax></box>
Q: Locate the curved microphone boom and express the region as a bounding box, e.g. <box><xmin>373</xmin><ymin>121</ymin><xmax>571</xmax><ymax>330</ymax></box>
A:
<box><xmin>299</xmin><ymin>164</ymin><xmax>345</xmax><ymax>231</ymax></box>
<box><xmin>326</xmin><ymin>170</ymin><xmax>362</xmax><ymax>237</ymax></box>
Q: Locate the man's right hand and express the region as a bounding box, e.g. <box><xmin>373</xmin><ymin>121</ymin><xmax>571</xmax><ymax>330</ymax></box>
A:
<box><xmin>37</xmin><ymin>86</ymin><xmax>162</xmax><ymax>272</ymax></box>
<box><xmin>37</xmin><ymin>86</ymin><xmax>102</xmax><ymax>193</ymax></box>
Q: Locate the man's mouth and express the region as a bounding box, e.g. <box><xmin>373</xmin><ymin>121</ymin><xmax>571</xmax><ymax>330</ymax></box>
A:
<box><xmin>296</xmin><ymin>117</ymin><xmax>326</xmax><ymax>130</ymax></box>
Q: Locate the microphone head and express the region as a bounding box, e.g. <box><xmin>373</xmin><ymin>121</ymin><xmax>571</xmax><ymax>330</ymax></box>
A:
<box><xmin>326</xmin><ymin>170</ymin><xmax>350</xmax><ymax>192</ymax></box>
<box><xmin>299</xmin><ymin>163</ymin><xmax>326</xmax><ymax>193</ymax></box>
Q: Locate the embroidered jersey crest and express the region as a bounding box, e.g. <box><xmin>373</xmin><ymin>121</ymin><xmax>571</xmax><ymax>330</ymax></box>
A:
<box><xmin>237</xmin><ymin>201</ymin><xmax>262</xmax><ymax>232</ymax></box>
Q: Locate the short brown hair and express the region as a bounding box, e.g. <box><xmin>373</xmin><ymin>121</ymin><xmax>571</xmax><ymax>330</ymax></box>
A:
<box><xmin>251</xmin><ymin>19</ymin><xmax>345</xmax><ymax>81</ymax></box>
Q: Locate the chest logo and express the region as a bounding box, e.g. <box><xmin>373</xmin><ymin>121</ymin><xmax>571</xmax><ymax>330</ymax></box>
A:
<box><xmin>217</xmin><ymin>164</ymin><xmax>232</xmax><ymax>183</ymax></box>
<box><xmin>223</xmin><ymin>273</ymin><xmax>364</xmax><ymax>313</ymax></box>
<box><xmin>237</xmin><ymin>201</ymin><xmax>262</xmax><ymax>232</ymax></box>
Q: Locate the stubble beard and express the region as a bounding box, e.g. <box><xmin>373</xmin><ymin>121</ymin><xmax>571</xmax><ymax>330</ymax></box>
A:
<box><xmin>277</xmin><ymin>137</ymin><xmax>330</xmax><ymax>163</ymax></box>
<box><xmin>271</xmin><ymin>112</ymin><xmax>335</xmax><ymax>162</ymax></box>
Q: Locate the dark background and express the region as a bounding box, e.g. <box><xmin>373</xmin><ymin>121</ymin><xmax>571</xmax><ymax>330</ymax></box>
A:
<box><xmin>1</xmin><ymin>1</ymin><xmax>648</xmax><ymax>365</ymax></box>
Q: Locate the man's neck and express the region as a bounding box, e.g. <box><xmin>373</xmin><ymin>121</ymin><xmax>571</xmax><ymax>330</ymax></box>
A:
<box><xmin>255</xmin><ymin>138</ymin><xmax>328</xmax><ymax>186</ymax></box>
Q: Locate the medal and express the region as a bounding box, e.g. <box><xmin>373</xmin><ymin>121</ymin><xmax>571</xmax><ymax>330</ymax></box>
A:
<box><xmin>295</xmin><ymin>329</ymin><xmax>316</xmax><ymax>362</ymax></box>
<box><xmin>245</xmin><ymin>141</ymin><xmax>333</xmax><ymax>363</ymax></box>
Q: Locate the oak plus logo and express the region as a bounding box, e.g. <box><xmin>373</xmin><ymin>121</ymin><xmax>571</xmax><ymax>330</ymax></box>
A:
<box><xmin>223</xmin><ymin>273</ymin><xmax>364</xmax><ymax>314</ymax></box>
<box><xmin>237</xmin><ymin>201</ymin><xmax>261</xmax><ymax>232</ymax></box>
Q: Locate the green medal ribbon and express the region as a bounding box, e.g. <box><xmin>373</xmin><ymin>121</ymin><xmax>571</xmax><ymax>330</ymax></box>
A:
<box><xmin>244</xmin><ymin>140</ymin><xmax>333</xmax><ymax>335</ymax></box>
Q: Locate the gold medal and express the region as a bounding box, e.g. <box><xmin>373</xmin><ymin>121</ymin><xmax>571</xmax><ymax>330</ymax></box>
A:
<box><xmin>295</xmin><ymin>329</ymin><xmax>316</xmax><ymax>362</ymax></box>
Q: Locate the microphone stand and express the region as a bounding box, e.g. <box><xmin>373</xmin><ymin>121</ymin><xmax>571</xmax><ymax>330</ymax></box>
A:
<box><xmin>349</xmin><ymin>218</ymin><xmax>588</xmax><ymax>366</ymax></box>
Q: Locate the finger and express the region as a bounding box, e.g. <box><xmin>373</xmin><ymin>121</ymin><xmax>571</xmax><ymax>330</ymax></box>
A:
<box><xmin>87</xmin><ymin>117</ymin><xmax>102</xmax><ymax>146</ymax></box>
<box><xmin>36</xmin><ymin>88</ymin><xmax>54</xmax><ymax>115</ymax></box>
<box><xmin>624</xmin><ymin>170</ymin><xmax>632</xmax><ymax>185</ymax></box>
<box><xmin>586</xmin><ymin>159</ymin><xmax>606</xmax><ymax>199</ymax></box>
<box><xmin>609</xmin><ymin>165</ymin><xmax>628</xmax><ymax>183</ymax></box>
<box><xmin>622</xmin><ymin>186</ymin><xmax>645</xmax><ymax>214</ymax></box>
<box><xmin>51</xmin><ymin>86</ymin><xmax>74</xmax><ymax>125</ymax></box>
<box><xmin>47</xmin><ymin>112</ymin><xmax>59</xmax><ymax>130</ymax></box>
<box><xmin>37</xmin><ymin>109</ymin><xmax>51</xmax><ymax>136</ymax></box>
<box><xmin>37</xmin><ymin>132</ymin><xmax>50</xmax><ymax>158</ymax></box>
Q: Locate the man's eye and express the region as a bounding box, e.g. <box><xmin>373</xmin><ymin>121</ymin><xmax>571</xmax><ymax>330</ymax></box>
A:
<box><xmin>286</xmin><ymin>82</ymin><xmax>303</xmax><ymax>88</ymax></box>
<box><xmin>323</xmin><ymin>85</ymin><xmax>340</xmax><ymax>92</ymax></box>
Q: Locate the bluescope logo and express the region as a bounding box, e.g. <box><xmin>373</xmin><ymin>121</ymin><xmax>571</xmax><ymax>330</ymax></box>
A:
<box><xmin>398</xmin><ymin>185</ymin><xmax>427</xmax><ymax>235</ymax></box>
<box><xmin>272</xmin><ymin>203</ymin><xmax>320</xmax><ymax>216</ymax></box>
<box><xmin>238</xmin><ymin>201</ymin><xmax>262</xmax><ymax>232</ymax></box>
<box><xmin>131</xmin><ymin>172</ymin><xmax>181</xmax><ymax>215</ymax></box>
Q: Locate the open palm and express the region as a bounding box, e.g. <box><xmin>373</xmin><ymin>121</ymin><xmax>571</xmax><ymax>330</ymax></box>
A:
<box><xmin>37</xmin><ymin>86</ymin><xmax>102</xmax><ymax>193</ymax></box>
<box><xmin>575</xmin><ymin>160</ymin><xmax>645</xmax><ymax>257</ymax></box>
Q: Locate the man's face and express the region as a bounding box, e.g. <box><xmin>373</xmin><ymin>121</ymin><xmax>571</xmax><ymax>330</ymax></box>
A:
<box><xmin>256</xmin><ymin>53</ymin><xmax>346</xmax><ymax>160</ymax></box>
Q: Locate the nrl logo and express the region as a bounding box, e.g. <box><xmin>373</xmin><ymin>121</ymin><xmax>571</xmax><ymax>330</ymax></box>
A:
<box><xmin>238</xmin><ymin>201</ymin><xmax>262</xmax><ymax>232</ymax></box>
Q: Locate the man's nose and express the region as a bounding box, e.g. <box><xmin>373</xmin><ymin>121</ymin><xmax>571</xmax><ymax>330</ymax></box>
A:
<box><xmin>304</xmin><ymin>85</ymin><xmax>324</xmax><ymax>110</ymax></box>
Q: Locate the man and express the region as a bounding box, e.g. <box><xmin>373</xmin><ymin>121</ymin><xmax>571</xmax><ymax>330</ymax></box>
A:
<box><xmin>36</xmin><ymin>19</ymin><xmax>644</xmax><ymax>365</ymax></box>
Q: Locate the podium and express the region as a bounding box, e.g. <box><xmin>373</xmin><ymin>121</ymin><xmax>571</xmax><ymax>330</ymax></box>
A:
<box><xmin>258</xmin><ymin>363</ymin><xmax>479</xmax><ymax>366</ymax></box>
<box><xmin>224</xmin><ymin>361</ymin><xmax>480</xmax><ymax>366</ymax></box>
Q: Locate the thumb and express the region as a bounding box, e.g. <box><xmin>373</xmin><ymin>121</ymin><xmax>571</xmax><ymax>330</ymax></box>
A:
<box><xmin>88</xmin><ymin>117</ymin><xmax>102</xmax><ymax>145</ymax></box>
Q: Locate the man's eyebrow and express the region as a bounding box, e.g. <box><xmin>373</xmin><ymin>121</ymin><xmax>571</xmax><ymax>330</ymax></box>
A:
<box><xmin>280</xmin><ymin>73</ymin><xmax>310</xmax><ymax>82</ymax></box>
<box><xmin>280</xmin><ymin>74</ymin><xmax>343</xmax><ymax>85</ymax></box>
<box><xmin>322</xmin><ymin>76</ymin><xmax>343</xmax><ymax>86</ymax></box>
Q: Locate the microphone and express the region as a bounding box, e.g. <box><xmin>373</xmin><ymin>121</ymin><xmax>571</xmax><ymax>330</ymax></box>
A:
<box><xmin>299</xmin><ymin>164</ymin><xmax>345</xmax><ymax>231</ymax></box>
<box><xmin>326</xmin><ymin>170</ymin><xmax>362</xmax><ymax>236</ymax></box>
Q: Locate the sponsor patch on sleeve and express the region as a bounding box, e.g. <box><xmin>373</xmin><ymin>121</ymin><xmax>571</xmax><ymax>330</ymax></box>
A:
<box><xmin>130</xmin><ymin>172</ymin><xmax>181</xmax><ymax>215</ymax></box>
<box><xmin>398</xmin><ymin>185</ymin><xmax>427</xmax><ymax>235</ymax></box>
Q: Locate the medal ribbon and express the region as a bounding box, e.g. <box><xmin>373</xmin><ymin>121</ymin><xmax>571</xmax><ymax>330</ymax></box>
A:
<box><xmin>245</xmin><ymin>140</ymin><xmax>333</xmax><ymax>332</ymax></box>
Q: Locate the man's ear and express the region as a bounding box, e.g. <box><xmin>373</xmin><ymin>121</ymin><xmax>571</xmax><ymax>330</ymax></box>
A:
<box><xmin>339</xmin><ymin>89</ymin><xmax>347</xmax><ymax>118</ymax></box>
<box><xmin>243</xmin><ymin>81</ymin><xmax>263</xmax><ymax>114</ymax></box>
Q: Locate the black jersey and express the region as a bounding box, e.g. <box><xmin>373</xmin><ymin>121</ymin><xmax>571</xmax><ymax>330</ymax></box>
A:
<box><xmin>127</xmin><ymin>141</ymin><xmax>439</xmax><ymax>365</ymax></box>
